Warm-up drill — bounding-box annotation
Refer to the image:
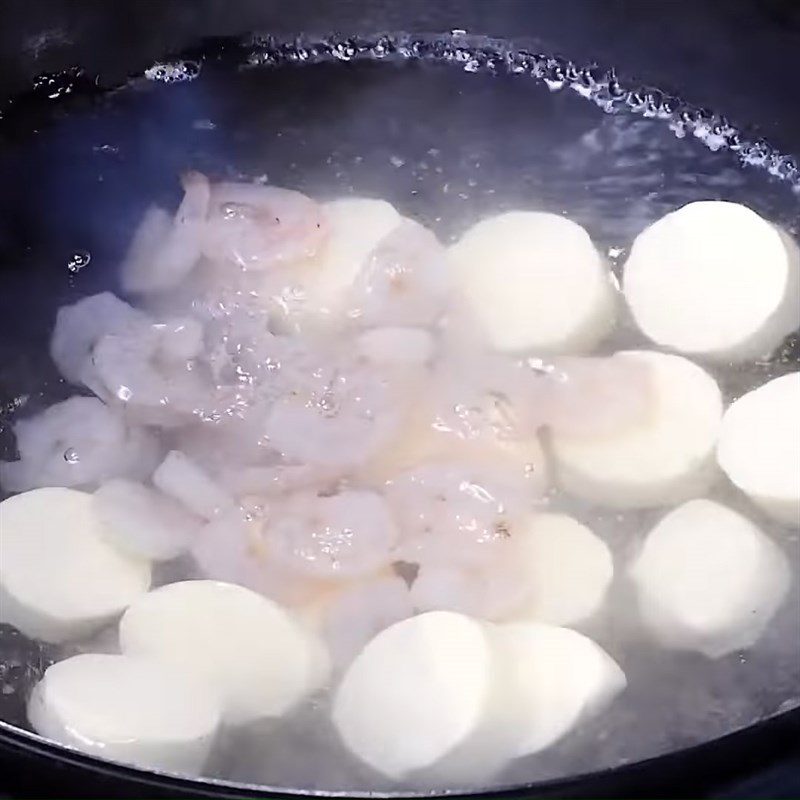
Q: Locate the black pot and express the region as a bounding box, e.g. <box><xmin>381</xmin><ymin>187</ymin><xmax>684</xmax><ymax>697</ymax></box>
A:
<box><xmin>0</xmin><ymin>2</ymin><xmax>798</xmax><ymax>798</ymax></box>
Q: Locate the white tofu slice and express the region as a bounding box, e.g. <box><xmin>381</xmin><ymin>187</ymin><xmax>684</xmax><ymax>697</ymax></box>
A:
<box><xmin>623</xmin><ymin>201</ymin><xmax>800</xmax><ymax>362</ymax></box>
<box><xmin>491</xmin><ymin>622</ymin><xmax>626</xmax><ymax>757</ymax></box>
<box><xmin>119</xmin><ymin>580</ymin><xmax>328</xmax><ymax>725</ymax></box>
<box><xmin>0</xmin><ymin>488</ymin><xmax>151</xmax><ymax>643</ymax></box>
<box><xmin>629</xmin><ymin>499</ymin><xmax>792</xmax><ymax>657</ymax></box>
<box><xmin>331</xmin><ymin>611</ymin><xmax>494</xmax><ymax>779</ymax></box>
<box><xmin>332</xmin><ymin>611</ymin><xmax>627</xmax><ymax>784</ymax></box>
<box><xmin>550</xmin><ymin>351</ymin><xmax>723</xmax><ymax>508</ymax></box>
<box><xmin>717</xmin><ymin>372</ymin><xmax>800</xmax><ymax>527</ymax></box>
<box><xmin>509</xmin><ymin>513</ymin><xmax>614</xmax><ymax>626</ymax></box>
<box><xmin>448</xmin><ymin>211</ymin><xmax>616</xmax><ymax>353</ymax></box>
<box><xmin>28</xmin><ymin>653</ymin><xmax>221</xmax><ymax>775</ymax></box>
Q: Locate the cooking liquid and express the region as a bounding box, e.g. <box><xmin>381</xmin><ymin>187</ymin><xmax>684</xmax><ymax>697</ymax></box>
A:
<box><xmin>0</xmin><ymin>33</ymin><xmax>798</xmax><ymax>792</ymax></box>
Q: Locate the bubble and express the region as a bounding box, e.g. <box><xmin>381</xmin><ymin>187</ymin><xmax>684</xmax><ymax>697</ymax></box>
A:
<box><xmin>63</xmin><ymin>448</ymin><xmax>79</xmax><ymax>464</ymax></box>
<box><xmin>31</xmin><ymin>68</ymin><xmax>83</xmax><ymax>100</ymax></box>
<box><xmin>144</xmin><ymin>60</ymin><xmax>201</xmax><ymax>83</ymax></box>
<box><xmin>67</xmin><ymin>250</ymin><xmax>91</xmax><ymax>273</ymax></box>
<box><xmin>235</xmin><ymin>31</ymin><xmax>797</xmax><ymax>189</ymax></box>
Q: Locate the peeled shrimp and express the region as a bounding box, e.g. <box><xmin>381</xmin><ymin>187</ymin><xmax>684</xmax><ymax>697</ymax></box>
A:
<box><xmin>154</xmin><ymin>317</ymin><xmax>205</xmax><ymax>362</ymax></box>
<box><xmin>319</xmin><ymin>575</ymin><xmax>414</xmax><ymax>668</ymax></box>
<box><xmin>170</xmin><ymin>417</ymin><xmax>274</xmax><ymax>477</ymax></box>
<box><xmin>409</xmin><ymin>565</ymin><xmax>477</xmax><ymax>616</ymax></box>
<box><xmin>355</xmin><ymin>327</ymin><xmax>436</xmax><ymax>368</ymax></box>
<box><xmin>384</xmin><ymin>460</ymin><xmax>538</xmax><ymax>569</ymax></box>
<box><xmin>266</xmin><ymin>489</ymin><xmax>400</xmax><ymax>579</ymax></box>
<box><xmin>94</xmin><ymin>478</ymin><xmax>201</xmax><ymax>561</ymax></box>
<box><xmin>202</xmin><ymin>181</ymin><xmax>327</xmax><ymax>271</ymax></box>
<box><xmin>152</xmin><ymin>450</ymin><xmax>235</xmax><ymax>521</ymax></box>
<box><xmin>524</xmin><ymin>355</ymin><xmax>654</xmax><ymax>437</ymax></box>
<box><xmin>264</xmin><ymin>361</ymin><xmax>403</xmax><ymax>466</ymax></box>
<box><xmin>121</xmin><ymin>171</ymin><xmax>210</xmax><ymax>294</ymax></box>
<box><xmin>92</xmin><ymin>319</ymin><xmax>209</xmax><ymax>426</ymax></box>
<box><xmin>191</xmin><ymin>506</ymin><xmax>272</xmax><ymax>594</ymax></box>
<box><xmin>0</xmin><ymin>397</ymin><xmax>160</xmax><ymax>492</ymax></box>
<box><xmin>347</xmin><ymin>219</ymin><xmax>450</xmax><ymax>327</ymax></box>
<box><xmin>114</xmin><ymin>426</ymin><xmax>163</xmax><ymax>483</ymax></box>
<box><xmin>202</xmin><ymin>310</ymin><xmax>312</xmax><ymax>402</ymax></box>
<box><xmin>431</xmin><ymin>352</ymin><xmax>653</xmax><ymax>442</ymax></box>
<box><xmin>191</xmin><ymin>505</ymin><xmax>331</xmax><ymax>606</ymax></box>
<box><xmin>410</xmin><ymin>559</ymin><xmax>530</xmax><ymax>621</ymax></box>
<box><xmin>429</xmin><ymin>356</ymin><xmax>542</xmax><ymax>444</ymax></box>
<box><xmin>195</xmin><ymin>303</ymin><xmax>332</xmax><ymax>436</ymax></box>
<box><xmin>219</xmin><ymin>462</ymin><xmax>343</xmax><ymax>496</ymax></box>
<box><xmin>50</xmin><ymin>293</ymin><xmax>149</xmax><ymax>385</ymax></box>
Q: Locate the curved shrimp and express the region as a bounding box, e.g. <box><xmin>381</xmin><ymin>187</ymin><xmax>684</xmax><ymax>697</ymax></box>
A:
<box><xmin>188</xmin><ymin>321</ymin><xmax>326</xmax><ymax>458</ymax></box>
<box><xmin>219</xmin><ymin>462</ymin><xmax>344</xmax><ymax>497</ymax></box>
<box><xmin>347</xmin><ymin>218</ymin><xmax>450</xmax><ymax>327</ymax></box>
<box><xmin>263</xmin><ymin>358</ymin><xmax>403</xmax><ymax>467</ymax></box>
<box><xmin>202</xmin><ymin>181</ymin><xmax>328</xmax><ymax>271</ymax></box>
<box><xmin>428</xmin><ymin>351</ymin><xmax>653</xmax><ymax>443</ymax></box>
<box><xmin>533</xmin><ymin>354</ymin><xmax>654</xmax><ymax>437</ymax></box>
<box><xmin>50</xmin><ymin>292</ymin><xmax>149</xmax><ymax>385</ymax></box>
<box><xmin>384</xmin><ymin>459</ymin><xmax>539</xmax><ymax>569</ymax></box>
<box><xmin>121</xmin><ymin>171</ymin><xmax>211</xmax><ymax>294</ymax></box>
<box><xmin>410</xmin><ymin>557</ymin><xmax>530</xmax><ymax>621</ymax></box>
<box><xmin>319</xmin><ymin>575</ymin><xmax>414</xmax><ymax>669</ymax></box>
<box><xmin>0</xmin><ymin>397</ymin><xmax>160</xmax><ymax>492</ymax></box>
<box><xmin>355</xmin><ymin>326</ymin><xmax>436</xmax><ymax>369</ymax></box>
<box><xmin>265</xmin><ymin>489</ymin><xmax>401</xmax><ymax>579</ymax></box>
<box><xmin>191</xmin><ymin>504</ymin><xmax>332</xmax><ymax>606</ymax></box>
<box><xmin>359</xmin><ymin>361</ymin><xmax>552</xmax><ymax>495</ymax></box>
<box><xmin>91</xmin><ymin>318</ymin><xmax>210</xmax><ymax>426</ymax></box>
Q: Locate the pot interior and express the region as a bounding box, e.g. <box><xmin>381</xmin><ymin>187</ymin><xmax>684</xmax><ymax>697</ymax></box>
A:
<box><xmin>0</xmin><ymin>32</ymin><xmax>798</xmax><ymax>796</ymax></box>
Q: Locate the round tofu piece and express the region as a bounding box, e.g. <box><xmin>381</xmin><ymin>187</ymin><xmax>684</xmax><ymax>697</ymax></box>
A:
<box><xmin>717</xmin><ymin>372</ymin><xmax>800</xmax><ymax>527</ymax></box>
<box><xmin>509</xmin><ymin>514</ymin><xmax>614</xmax><ymax>626</ymax></box>
<box><xmin>623</xmin><ymin>202</ymin><xmax>800</xmax><ymax>362</ymax></box>
<box><xmin>28</xmin><ymin>653</ymin><xmax>220</xmax><ymax>775</ymax></box>
<box><xmin>0</xmin><ymin>488</ymin><xmax>151</xmax><ymax>643</ymax></box>
<box><xmin>119</xmin><ymin>580</ymin><xmax>328</xmax><ymax>725</ymax></box>
<box><xmin>331</xmin><ymin>611</ymin><xmax>494</xmax><ymax>778</ymax></box>
<box><xmin>492</xmin><ymin>622</ymin><xmax>626</xmax><ymax>757</ymax></box>
<box><xmin>629</xmin><ymin>499</ymin><xmax>792</xmax><ymax>657</ymax></box>
<box><xmin>449</xmin><ymin>211</ymin><xmax>616</xmax><ymax>353</ymax></box>
<box><xmin>94</xmin><ymin>479</ymin><xmax>200</xmax><ymax>562</ymax></box>
<box><xmin>550</xmin><ymin>351</ymin><xmax>723</xmax><ymax>508</ymax></box>
<box><xmin>303</xmin><ymin>197</ymin><xmax>401</xmax><ymax>318</ymax></box>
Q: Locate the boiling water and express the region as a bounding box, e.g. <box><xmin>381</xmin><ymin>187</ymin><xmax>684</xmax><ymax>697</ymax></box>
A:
<box><xmin>0</xmin><ymin>32</ymin><xmax>798</xmax><ymax>793</ymax></box>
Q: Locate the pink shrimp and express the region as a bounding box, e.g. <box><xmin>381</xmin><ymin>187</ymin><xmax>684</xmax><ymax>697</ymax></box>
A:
<box><xmin>202</xmin><ymin>181</ymin><xmax>328</xmax><ymax>271</ymax></box>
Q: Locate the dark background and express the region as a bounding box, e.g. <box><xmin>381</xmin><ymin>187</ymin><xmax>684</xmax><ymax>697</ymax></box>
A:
<box><xmin>1</xmin><ymin>0</ymin><xmax>800</xmax><ymax>153</ymax></box>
